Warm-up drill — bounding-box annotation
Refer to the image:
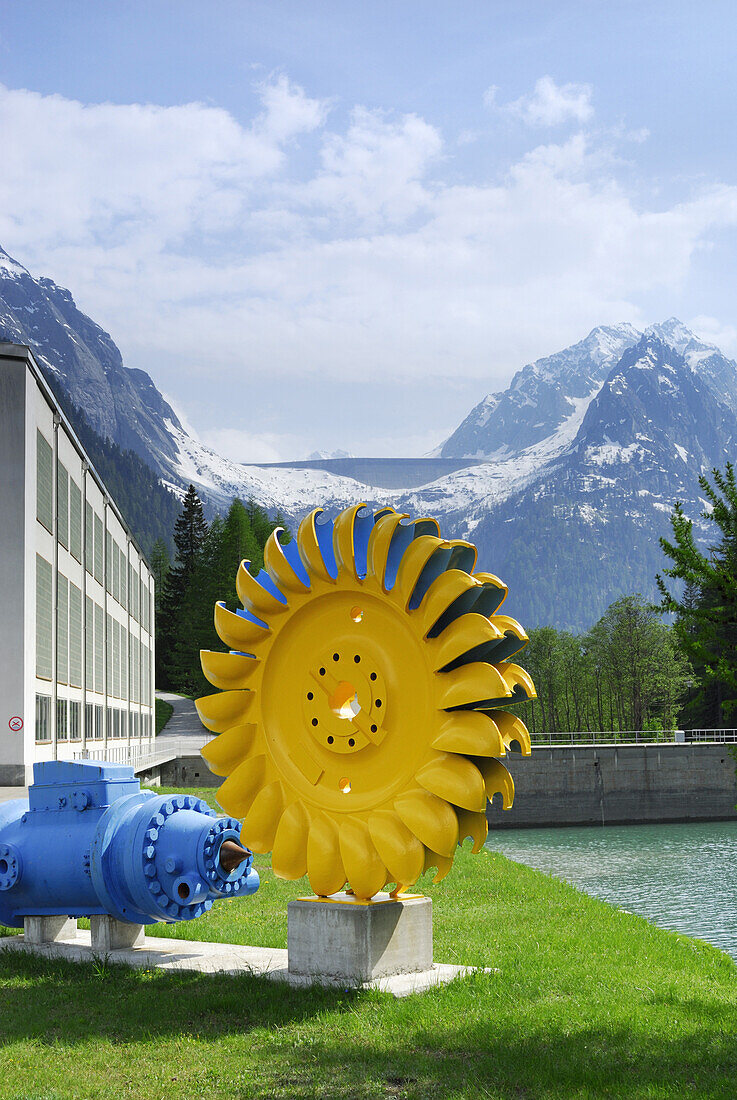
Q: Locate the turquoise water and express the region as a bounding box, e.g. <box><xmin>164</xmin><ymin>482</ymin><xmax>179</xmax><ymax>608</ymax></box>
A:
<box><xmin>487</xmin><ymin>821</ymin><xmax>737</xmax><ymax>961</ymax></box>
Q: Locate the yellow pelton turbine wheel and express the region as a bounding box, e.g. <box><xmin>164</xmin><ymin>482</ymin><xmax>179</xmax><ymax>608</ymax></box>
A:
<box><xmin>196</xmin><ymin>505</ymin><xmax>535</xmax><ymax>900</ymax></box>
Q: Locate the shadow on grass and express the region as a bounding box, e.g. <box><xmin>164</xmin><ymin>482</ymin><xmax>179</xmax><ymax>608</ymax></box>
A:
<box><xmin>0</xmin><ymin>948</ymin><xmax>359</xmax><ymax>1043</ymax></box>
<box><xmin>2</xmin><ymin>951</ymin><xmax>737</xmax><ymax>1098</ymax></box>
<box><xmin>245</xmin><ymin>1013</ymin><xmax>737</xmax><ymax>1099</ymax></box>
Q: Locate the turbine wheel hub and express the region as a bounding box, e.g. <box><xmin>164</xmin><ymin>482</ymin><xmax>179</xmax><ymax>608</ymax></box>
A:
<box><xmin>260</xmin><ymin>588</ymin><xmax>431</xmax><ymax>813</ymax></box>
<box><xmin>305</xmin><ymin>643</ymin><xmax>387</xmax><ymax>757</ymax></box>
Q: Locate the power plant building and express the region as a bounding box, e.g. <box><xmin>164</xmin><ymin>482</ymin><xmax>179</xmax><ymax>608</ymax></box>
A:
<box><xmin>0</xmin><ymin>343</ymin><xmax>156</xmax><ymax>785</ymax></box>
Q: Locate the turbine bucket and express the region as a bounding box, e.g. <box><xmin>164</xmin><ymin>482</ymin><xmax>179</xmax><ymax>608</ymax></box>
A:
<box><xmin>198</xmin><ymin>503</ymin><xmax>535</xmax><ymax>900</ymax></box>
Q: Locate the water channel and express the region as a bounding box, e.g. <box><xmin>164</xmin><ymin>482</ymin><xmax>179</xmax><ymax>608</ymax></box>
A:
<box><xmin>487</xmin><ymin>820</ymin><xmax>737</xmax><ymax>962</ymax></box>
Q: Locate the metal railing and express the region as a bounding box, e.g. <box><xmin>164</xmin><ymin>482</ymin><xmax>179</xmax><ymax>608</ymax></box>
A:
<box><xmin>73</xmin><ymin>735</ymin><xmax>212</xmax><ymax>773</ymax></box>
<box><xmin>687</xmin><ymin>729</ymin><xmax>737</xmax><ymax>743</ymax></box>
<box><xmin>529</xmin><ymin>729</ymin><xmax>737</xmax><ymax>746</ymax></box>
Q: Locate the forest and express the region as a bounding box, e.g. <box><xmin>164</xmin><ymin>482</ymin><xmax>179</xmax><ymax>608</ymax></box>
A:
<box><xmin>155</xmin><ymin>465</ymin><xmax>737</xmax><ymax>733</ymax></box>
<box><xmin>154</xmin><ymin>487</ymin><xmax>290</xmax><ymax>697</ymax></box>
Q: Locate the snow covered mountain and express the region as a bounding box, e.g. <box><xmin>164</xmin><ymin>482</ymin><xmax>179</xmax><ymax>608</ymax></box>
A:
<box><xmin>438</xmin><ymin>323</ymin><xmax>641</xmax><ymax>460</ymax></box>
<box><xmin>2</xmin><ymin>241</ymin><xmax>736</xmax><ymax>630</ymax></box>
<box><xmin>464</xmin><ymin>334</ymin><xmax>737</xmax><ymax>627</ymax></box>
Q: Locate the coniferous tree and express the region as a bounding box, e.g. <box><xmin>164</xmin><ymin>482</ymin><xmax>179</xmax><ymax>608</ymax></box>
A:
<box><xmin>218</xmin><ymin>500</ymin><xmax>262</xmax><ymax>608</ymax></box>
<box><xmin>158</xmin><ymin>486</ymin><xmax>209</xmax><ymax>690</ymax></box>
<box><xmin>150</xmin><ymin>539</ymin><xmax>171</xmax><ymax>616</ymax></box>
<box><xmin>656</xmin><ymin>464</ymin><xmax>737</xmax><ymax>726</ymax></box>
<box><xmin>155</xmin><ymin>490</ymin><xmax>292</xmax><ymax>696</ymax></box>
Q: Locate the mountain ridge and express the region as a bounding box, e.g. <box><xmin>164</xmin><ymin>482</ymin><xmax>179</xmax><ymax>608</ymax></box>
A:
<box><xmin>2</xmin><ymin>242</ymin><xmax>735</xmax><ymax>630</ymax></box>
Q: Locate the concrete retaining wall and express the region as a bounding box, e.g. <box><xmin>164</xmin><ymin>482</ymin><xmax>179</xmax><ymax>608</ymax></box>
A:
<box><xmin>159</xmin><ymin>755</ymin><xmax>219</xmax><ymax>788</ymax></box>
<box><xmin>159</xmin><ymin>744</ymin><xmax>737</xmax><ymax>829</ymax></box>
<box><xmin>488</xmin><ymin>743</ymin><xmax>737</xmax><ymax>829</ymax></box>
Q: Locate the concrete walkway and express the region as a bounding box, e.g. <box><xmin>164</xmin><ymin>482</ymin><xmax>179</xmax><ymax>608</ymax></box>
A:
<box><xmin>155</xmin><ymin>692</ymin><xmax>208</xmax><ymax>741</ymax></box>
<box><xmin>0</xmin><ymin>787</ymin><xmax>26</xmax><ymax>804</ymax></box>
<box><xmin>0</xmin><ymin>930</ymin><xmax>477</xmax><ymax>997</ymax></box>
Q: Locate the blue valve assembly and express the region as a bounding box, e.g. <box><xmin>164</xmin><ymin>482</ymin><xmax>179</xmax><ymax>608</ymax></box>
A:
<box><xmin>0</xmin><ymin>760</ymin><xmax>259</xmax><ymax>928</ymax></box>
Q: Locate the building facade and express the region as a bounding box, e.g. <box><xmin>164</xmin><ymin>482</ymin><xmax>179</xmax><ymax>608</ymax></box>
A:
<box><xmin>0</xmin><ymin>343</ymin><xmax>155</xmax><ymax>784</ymax></box>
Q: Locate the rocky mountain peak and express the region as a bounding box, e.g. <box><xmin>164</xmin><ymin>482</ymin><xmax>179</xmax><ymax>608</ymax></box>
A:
<box><xmin>0</xmin><ymin>243</ymin><xmax>181</xmax><ymax>470</ymax></box>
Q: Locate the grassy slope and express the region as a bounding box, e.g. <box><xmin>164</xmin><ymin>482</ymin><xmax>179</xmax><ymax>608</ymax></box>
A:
<box><xmin>1</xmin><ymin>792</ymin><xmax>736</xmax><ymax>1099</ymax></box>
<box><xmin>154</xmin><ymin>698</ymin><xmax>174</xmax><ymax>735</ymax></box>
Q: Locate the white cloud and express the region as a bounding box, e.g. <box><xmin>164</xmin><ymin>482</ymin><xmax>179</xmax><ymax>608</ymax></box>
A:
<box><xmin>2</xmin><ymin>76</ymin><xmax>737</xmax><ymax>457</ymax></box>
<box><xmin>200</xmin><ymin>427</ymin><xmax>300</xmax><ymax>464</ymax></box>
<box><xmin>498</xmin><ymin>75</ymin><xmax>594</xmax><ymax>127</ymax></box>
<box><xmin>256</xmin><ymin>73</ymin><xmax>329</xmax><ymax>142</ymax></box>
<box><xmin>687</xmin><ymin>314</ymin><xmax>737</xmax><ymax>357</ymax></box>
<box><xmin>297</xmin><ymin>107</ymin><xmax>442</xmax><ymax>224</ymax></box>
<box><xmin>0</xmin><ymin>77</ymin><xmax>327</xmax><ymax>254</ymax></box>
<box><xmin>482</xmin><ymin>85</ymin><xmax>498</xmax><ymax>110</ymax></box>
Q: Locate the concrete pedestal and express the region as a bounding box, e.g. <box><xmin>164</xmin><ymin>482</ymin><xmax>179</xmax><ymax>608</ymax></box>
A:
<box><xmin>90</xmin><ymin>915</ymin><xmax>145</xmax><ymax>951</ymax></box>
<box><xmin>288</xmin><ymin>893</ymin><xmax>433</xmax><ymax>982</ymax></box>
<box><xmin>23</xmin><ymin>916</ymin><xmax>77</xmax><ymax>944</ymax></box>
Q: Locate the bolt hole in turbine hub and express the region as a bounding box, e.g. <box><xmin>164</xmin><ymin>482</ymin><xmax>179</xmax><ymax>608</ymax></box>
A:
<box><xmin>197</xmin><ymin>503</ymin><xmax>536</xmax><ymax>900</ymax></box>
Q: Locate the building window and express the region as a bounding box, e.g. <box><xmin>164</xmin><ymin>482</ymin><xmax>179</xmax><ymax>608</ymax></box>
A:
<box><xmin>69</xmin><ymin>700</ymin><xmax>81</xmax><ymax>741</ymax></box>
<box><xmin>106</xmin><ymin>613</ymin><xmax>112</xmax><ymax>695</ymax></box>
<box><xmin>121</xmin><ymin>628</ymin><xmax>128</xmax><ymax>700</ymax></box>
<box><xmin>69</xmin><ymin>478</ymin><xmax>82</xmax><ymax>562</ymax></box>
<box><xmin>94</xmin><ymin>513</ymin><xmax>103</xmax><ymax>583</ymax></box>
<box><xmin>94</xmin><ymin>603</ymin><xmax>103</xmax><ymax>693</ymax></box>
<box><xmin>35</xmin><ymin>694</ymin><xmax>51</xmax><ymax>743</ymax></box>
<box><xmin>85</xmin><ymin>595</ymin><xmax>94</xmax><ymax>687</ymax></box>
<box><xmin>106</xmin><ymin>531</ymin><xmax>112</xmax><ymax>594</ymax></box>
<box><xmin>56</xmin><ymin>698</ymin><xmax>68</xmax><ymax>741</ymax></box>
<box><xmin>35</xmin><ymin>554</ymin><xmax>53</xmax><ymax>680</ymax></box>
<box><xmin>57</xmin><ymin>574</ymin><xmax>68</xmax><ymax>686</ymax></box>
<box><xmin>85</xmin><ymin>702</ymin><xmax>93</xmax><ymax>741</ymax></box>
<box><xmin>57</xmin><ymin>462</ymin><xmax>69</xmax><ymax>549</ymax></box>
<box><xmin>120</xmin><ymin>546</ymin><xmax>127</xmax><ymax>610</ymax></box>
<box><xmin>113</xmin><ymin>541</ymin><xmax>120</xmax><ymax>604</ymax></box>
<box><xmin>37</xmin><ymin>431</ymin><xmax>54</xmax><ymax>532</ymax></box>
<box><xmin>85</xmin><ymin>501</ymin><xmax>93</xmax><ymax>574</ymax></box>
<box><xmin>112</xmin><ymin>619</ymin><xmax>120</xmax><ymax>699</ymax></box>
<box><xmin>69</xmin><ymin>582</ymin><xmax>82</xmax><ymax>688</ymax></box>
<box><xmin>121</xmin><ymin>711</ymin><xmax>128</xmax><ymax>739</ymax></box>
<box><xmin>94</xmin><ymin>704</ymin><xmax>103</xmax><ymax>740</ymax></box>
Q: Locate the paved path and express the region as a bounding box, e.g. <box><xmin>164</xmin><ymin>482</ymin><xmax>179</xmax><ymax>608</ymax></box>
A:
<box><xmin>156</xmin><ymin>692</ymin><xmax>208</xmax><ymax>740</ymax></box>
<box><xmin>0</xmin><ymin>787</ymin><xmax>26</xmax><ymax>804</ymax></box>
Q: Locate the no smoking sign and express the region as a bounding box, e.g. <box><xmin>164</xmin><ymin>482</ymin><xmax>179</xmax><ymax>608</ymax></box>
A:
<box><xmin>8</xmin><ymin>716</ymin><xmax>23</xmax><ymax>732</ymax></box>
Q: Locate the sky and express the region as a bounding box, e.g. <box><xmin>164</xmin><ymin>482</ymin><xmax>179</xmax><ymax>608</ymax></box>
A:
<box><xmin>2</xmin><ymin>1</ymin><xmax>737</xmax><ymax>461</ymax></box>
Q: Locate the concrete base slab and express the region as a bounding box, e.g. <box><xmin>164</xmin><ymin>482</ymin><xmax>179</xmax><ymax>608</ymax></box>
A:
<box><xmin>288</xmin><ymin>893</ymin><xmax>432</xmax><ymax>981</ymax></box>
<box><xmin>0</xmin><ymin>930</ymin><xmax>478</xmax><ymax>997</ymax></box>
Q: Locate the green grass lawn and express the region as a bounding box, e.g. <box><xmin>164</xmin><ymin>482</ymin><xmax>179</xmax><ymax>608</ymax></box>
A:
<box><xmin>1</xmin><ymin>787</ymin><xmax>736</xmax><ymax>1099</ymax></box>
<box><xmin>155</xmin><ymin>697</ymin><xmax>174</xmax><ymax>735</ymax></box>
